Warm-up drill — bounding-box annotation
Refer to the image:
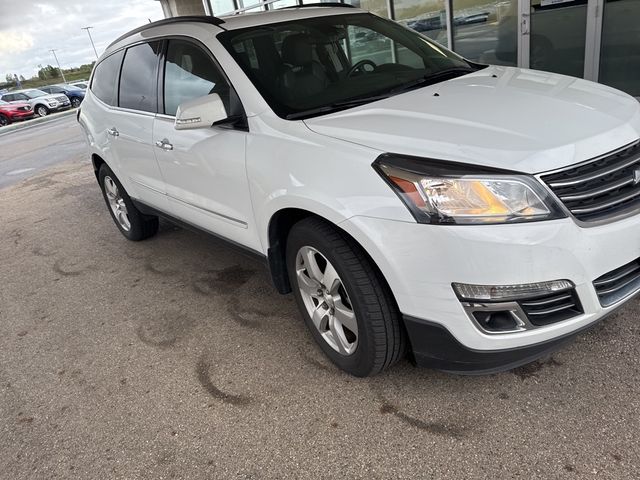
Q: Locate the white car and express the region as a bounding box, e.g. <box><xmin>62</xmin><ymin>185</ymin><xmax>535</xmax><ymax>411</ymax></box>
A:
<box><xmin>1</xmin><ymin>88</ymin><xmax>71</xmax><ymax>117</ymax></box>
<box><xmin>78</xmin><ymin>6</ymin><xmax>640</xmax><ymax>377</ymax></box>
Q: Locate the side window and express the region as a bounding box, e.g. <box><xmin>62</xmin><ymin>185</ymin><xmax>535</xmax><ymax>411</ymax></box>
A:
<box><xmin>3</xmin><ymin>94</ymin><xmax>14</xmax><ymax>101</ymax></box>
<box><xmin>163</xmin><ymin>39</ymin><xmax>229</xmax><ymax>116</ymax></box>
<box><xmin>91</xmin><ymin>50</ymin><xmax>125</xmax><ymax>106</ymax></box>
<box><xmin>119</xmin><ymin>41</ymin><xmax>161</xmax><ymax>113</ymax></box>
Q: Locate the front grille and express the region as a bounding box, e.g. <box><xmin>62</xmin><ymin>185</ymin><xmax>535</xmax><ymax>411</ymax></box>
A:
<box><xmin>540</xmin><ymin>141</ymin><xmax>640</xmax><ymax>222</ymax></box>
<box><xmin>56</xmin><ymin>95</ymin><xmax>68</xmax><ymax>102</ymax></box>
<box><xmin>519</xmin><ymin>290</ymin><xmax>583</xmax><ymax>326</ymax></box>
<box><xmin>593</xmin><ymin>259</ymin><xmax>640</xmax><ymax>307</ymax></box>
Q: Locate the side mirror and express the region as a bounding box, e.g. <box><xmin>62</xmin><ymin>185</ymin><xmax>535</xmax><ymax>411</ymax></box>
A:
<box><xmin>174</xmin><ymin>93</ymin><xmax>227</xmax><ymax>130</ymax></box>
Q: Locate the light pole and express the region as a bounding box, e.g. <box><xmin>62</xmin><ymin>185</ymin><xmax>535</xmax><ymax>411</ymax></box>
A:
<box><xmin>81</xmin><ymin>26</ymin><xmax>98</xmax><ymax>59</ymax></box>
<box><xmin>49</xmin><ymin>49</ymin><xmax>67</xmax><ymax>83</ymax></box>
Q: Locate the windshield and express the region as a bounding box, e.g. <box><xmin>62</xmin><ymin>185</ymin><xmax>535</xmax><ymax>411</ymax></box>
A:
<box><xmin>218</xmin><ymin>13</ymin><xmax>477</xmax><ymax>119</ymax></box>
<box><xmin>24</xmin><ymin>89</ymin><xmax>47</xmax><ymax>99</ymax></box>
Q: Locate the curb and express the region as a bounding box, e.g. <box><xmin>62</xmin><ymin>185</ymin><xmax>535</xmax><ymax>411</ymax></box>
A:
<box><xmin>0</xmin><ymin>108</ymin><xmax>77</xmax><ymax>136</ymax></box>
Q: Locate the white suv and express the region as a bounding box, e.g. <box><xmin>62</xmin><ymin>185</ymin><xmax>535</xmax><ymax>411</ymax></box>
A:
<box><xmin>79</xmin><ymin>6</ymin><xmax>640</xmax><ymax>376</ymax></box>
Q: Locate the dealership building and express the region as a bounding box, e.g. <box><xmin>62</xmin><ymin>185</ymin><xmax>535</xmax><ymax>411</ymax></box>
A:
<box><xmin>158</xmin><ymin>0</ymin><xmax>639</xmax><ymax>98</ymax></box>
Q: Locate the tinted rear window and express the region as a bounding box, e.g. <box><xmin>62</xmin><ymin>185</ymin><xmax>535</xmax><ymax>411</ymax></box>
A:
<box><xmin>91</xmin><ymin>50</ymin><xmax>124</xmax><ymax>106</ymax></box>
<box><xmin>119</xmin><ymin>41</ymin><xmax>161</xmax><ymax>112</ymax></box>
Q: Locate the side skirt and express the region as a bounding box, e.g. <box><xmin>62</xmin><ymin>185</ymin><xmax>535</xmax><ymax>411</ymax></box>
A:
<box><xmin>131</xmin><ymin>198</ymin><xmax>269</xmax><ymax>268</ymax></box>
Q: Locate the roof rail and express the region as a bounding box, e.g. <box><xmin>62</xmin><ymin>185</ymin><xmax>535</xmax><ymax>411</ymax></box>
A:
<box><xmin>107</xmin><ymin>16</ymin><xmax>225</xmax><ymax>50</ymax></box>
<box><xmin>280</xmin><ymin>3</ymin><xmax>356</xmax><ymax>9</ymax></box>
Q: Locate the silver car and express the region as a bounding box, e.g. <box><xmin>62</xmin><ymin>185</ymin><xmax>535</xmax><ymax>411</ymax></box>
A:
<box><xmin>0</xmin><ymin>88</ymin><xmax>71</xmax><ymax>117</ymax></box>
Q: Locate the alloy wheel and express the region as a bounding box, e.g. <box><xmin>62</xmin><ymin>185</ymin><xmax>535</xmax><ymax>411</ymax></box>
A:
<box><xmin>295</xmin><ymin>246</ymin><xmax>358</xmax><ymax>355</ymax></box>
<box><xmin>36</xmin><ymin>106</ymin><xmax>48</xmax><ymax>117</ymax></box>
<box><xmin>103</xmin><ymin>176</ymin><xmax>131</xmax><ymax>232</ymax></box>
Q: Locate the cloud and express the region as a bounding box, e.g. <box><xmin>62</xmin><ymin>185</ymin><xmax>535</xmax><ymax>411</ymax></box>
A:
<box><xmin>0</xmin><ymin>31</ymin><xmax>35</xmax><ymax>56</ymax></box>
<box><xmin>0</xmin><ymin>0</ymin><xmax>165</xmax><ymax>78</ymax></box>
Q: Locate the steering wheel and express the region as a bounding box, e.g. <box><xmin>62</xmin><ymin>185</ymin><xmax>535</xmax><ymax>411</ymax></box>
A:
<box><xmin>347</xmin><ymin>59</ymin><xmax>377</xmax><ymax>77</ymax></box>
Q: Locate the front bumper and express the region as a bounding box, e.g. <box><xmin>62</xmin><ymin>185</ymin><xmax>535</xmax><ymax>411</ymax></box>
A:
<box><xmin>340</xmin><ymin>213</ymin><xmax>640</xmax><ymax>361</ymax></box>
<box><xmin>48</xmin><ymin>100</ymin><xmax>71</xmax><ymax>111</ymax></box>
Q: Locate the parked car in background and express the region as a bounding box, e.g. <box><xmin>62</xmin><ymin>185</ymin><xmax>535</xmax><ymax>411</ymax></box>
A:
<box><xmin>40</xmin><ymin>84</ymin><xmax>85</xmax><ymax>108</ymax></box>
<box><xmin>0</xmin><ymin>99</ymin><xmax>34</xmax><ymax>126</ymax></box>
<box><xmin>0</xmin><ymin>89</ymin><xmax>71</xmax><ymax>117</ymax></box>
<box><xmin>70</xmin><ymin>81</ymin><xmax>88</xmax><ymax>90</ymax></box>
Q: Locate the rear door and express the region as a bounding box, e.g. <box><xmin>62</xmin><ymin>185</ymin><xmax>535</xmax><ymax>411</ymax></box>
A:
<box><xmin>109</xmin><ymin>41</ymin><xmax>168</xmax><ymax>209</ymax></box>
<box><xmin>152</xmin><ymin>37</ymin><xmax>259</xmax><ymax>251</ymax></box>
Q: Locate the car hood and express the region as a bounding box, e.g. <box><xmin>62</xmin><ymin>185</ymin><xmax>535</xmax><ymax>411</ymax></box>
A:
<box><xmin>0</xmin><ymin>102</ymin><xmax>29</xmax><ymax>110</ymax></box>
<box><xmin>304</xmin><ymin>66</ymin><xmax>640</xmax><ymax>174</ymax></box>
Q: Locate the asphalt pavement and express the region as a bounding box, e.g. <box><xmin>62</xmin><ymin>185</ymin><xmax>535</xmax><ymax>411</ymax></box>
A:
<box><xmin>1</xmin><ymin>120</ymin><xmax>639</xmax><ymax>479</ymax></box>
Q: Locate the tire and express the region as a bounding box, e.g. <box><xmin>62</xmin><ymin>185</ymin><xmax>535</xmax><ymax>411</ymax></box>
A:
<box><xmin>71</xmin><ymin>97</ymin><xmax>81</xmax><ymax>108</ymax></box>
<box><xmin>35</xmin><ymin>104</ymin><xmax>49</xmax><ymax>117</ymax></box>
<box><xmin>98</xmin><ymin>164</ymin><xmax>159</xmax><ymax>241</ymax></box>
<box><xmin>286</xmin><ymin>217</ymin><xmax>406</xmax><ymax>377</ymax></box>
<box><xmin>0</xmin><ymin>114</ymin><xmax>9</xmax><ymax>127</ymax></box>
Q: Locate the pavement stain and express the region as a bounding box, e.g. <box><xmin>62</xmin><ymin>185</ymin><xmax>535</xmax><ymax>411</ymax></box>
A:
<box><xmin>511</xmin><ymin>357</ymin><xmax>563</xmax><ymax>380</ymax></box>
<box><xmin>227</xmin><ymin>297</ymin><xmax>268</xmax><ymax>329</ymax></box>
<box><xmin>135</xmin><ymin>312</ymin><xmax>195</xmax><ymax>349</ymax></box>
<box><xmin>195</xmin><ymin>357</ymin><xmax>251</xmax><ymax>407</ymax></box>
<box><xmin>379</xmin><ymin>401</ymin><xmax>468</xmax><ymax>439</ymax></box>
<box><xmin>192</xmin><ymin>265</ymin><xmax>255</xmax><ymax>295</ymax></box>
<box><xmin>52</xmin><ymin>258</ymin><xmax>93</xmax><ymax>277</ymax></box>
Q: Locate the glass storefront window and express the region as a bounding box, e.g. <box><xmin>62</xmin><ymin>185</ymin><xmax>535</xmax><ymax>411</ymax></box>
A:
<box><xmin>344</xmin><ymin>0</ymin><xmax>390</xmax><ymax>19</ymax></box>
<box><xmin>529</xmin><ymin>0</ymin><xmax>587</xmax><ymax>78</ymax></box>
<box><xmin>599</xmin><ymin>0</ymin><xmax>640</xmax><ymax>97</ymax></box>
<box><xmin>452</xmin><ymin>0</ymin><xmax>517</xmax><ymax>65</ymax></box>
<box><xmin>273</xmin><ymin>0</ymin><xmax>300</xmax><ymax>8</ymax></box>
<box><xmin>212</xmin><ymin>0</ymin><xmax>236</xmax><ymax>15</ymax></box>
<box><xmin>394</xmin><ymin>0</ymin><xmax>448</xmax><ymax>48</ymax></box>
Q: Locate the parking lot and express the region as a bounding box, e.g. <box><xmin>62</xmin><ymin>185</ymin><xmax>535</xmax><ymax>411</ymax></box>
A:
<box><xmin>1</xmin><ymin>117</ymin><xmax>639</xmax><ymax>479</ymax></box>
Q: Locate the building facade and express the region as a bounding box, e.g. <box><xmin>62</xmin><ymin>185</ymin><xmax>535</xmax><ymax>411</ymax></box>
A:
<box><xmin>158</xmin><ymin>0</ymin><xmax>639</xmax><ymax>98</ymax></box>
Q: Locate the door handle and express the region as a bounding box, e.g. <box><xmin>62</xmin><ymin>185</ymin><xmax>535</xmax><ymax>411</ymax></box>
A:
<box><xmin>155</xmin><ymin>139</ymin><xmax>173</xmax><ymax>151</ymax></box>
<box><xmin>107</xmin><ymin>127</ymin><xmax>119</xmax><ymax>137</ymax></box>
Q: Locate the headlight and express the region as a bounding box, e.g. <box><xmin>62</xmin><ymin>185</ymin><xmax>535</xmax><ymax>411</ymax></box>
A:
<box><xmin>374</xmin><ymin>154</ymin><xmax>565</xmax><ymax>225</ymax></box>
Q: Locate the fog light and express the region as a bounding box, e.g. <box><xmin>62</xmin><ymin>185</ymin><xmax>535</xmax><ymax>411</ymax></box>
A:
<box><xmin>452</xmin><ymin>280</ymin><xmax>573</xmax><ymax>302</ymax></box>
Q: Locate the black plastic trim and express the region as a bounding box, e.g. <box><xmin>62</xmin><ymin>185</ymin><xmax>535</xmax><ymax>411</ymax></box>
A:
<box><xmin>403</xmin><ymin>313</ymin><xmax>610</xmax><ymax>374</ymax></box>
<box><xmin>107</xmin><ymin>16</ymin><xmax>226</xmax><ymax>50</ymax></box>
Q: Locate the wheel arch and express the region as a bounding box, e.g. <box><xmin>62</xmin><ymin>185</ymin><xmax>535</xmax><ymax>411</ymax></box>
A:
<box><xmin>91</xmin><ymin>153</ymin><xmax>106</xmax><ymax>180</ymax></box>
<box><xmin>266</xmin><ymin>208</ymin><xmax>397</xmax><ymax>310</ymax></box>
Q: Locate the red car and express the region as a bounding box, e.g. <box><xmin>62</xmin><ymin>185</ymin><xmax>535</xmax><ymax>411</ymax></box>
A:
<box><xmin>0</xmin><ymin>99</ymin><xmax>34</xmax><ymax>126</ymax></box>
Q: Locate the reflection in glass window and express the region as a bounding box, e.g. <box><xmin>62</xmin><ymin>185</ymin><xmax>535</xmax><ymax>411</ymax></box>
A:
<box><xmin>344</xmin><ymin>0</ymin><xmax>389</xmax><ymax>19</ymax></box>
<box><xmin>164</xmin><ymin>40</ymin><xmax>229</xmax><ymax>116</ymax></box>
<box><xmin>91</xmin><ymin>50</ymin><xmax>124</xmax><ymax>106</ymax></box>
<box><xmin>119</xmin><ymin>42</ymin><xmax>161</xmax><ymax>112</ymax></box>
<box><xmin>394</xmin><ymin>0</ymin><xmax>448</xmax><ymax>48</ymax></box>
<box><xmin>599</xmin><ymin>0</ymin><xmax>640</xmax><ymax>97</ymax></box>
<box><xmin>452</xmin><ymin>0</ymin><xmax>517</xmax><ymax>65</ymax></box>
<box><xmin>211</xmin><ymin>0</ymin><xmax>236</xmax><ymax>15</ymax></box>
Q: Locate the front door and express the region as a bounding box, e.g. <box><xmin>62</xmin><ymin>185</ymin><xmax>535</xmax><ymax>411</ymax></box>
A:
<box><xmin>152</xmin><ymin>38</ymin><xmax>260</xmax><ymax>252</ymax></box>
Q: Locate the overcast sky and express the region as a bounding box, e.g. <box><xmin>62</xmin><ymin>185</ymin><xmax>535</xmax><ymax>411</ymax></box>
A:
<box><xmin>0</xmin><ymin>0</ymin><xmax>165</xmax><ymax>79</ymax></box>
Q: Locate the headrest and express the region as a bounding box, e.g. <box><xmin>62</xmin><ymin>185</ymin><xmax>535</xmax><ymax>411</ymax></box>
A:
<box><xmin>281</xmin><ymin>34</ymin><xmax>314</xmax><ymax>66</ymax></box>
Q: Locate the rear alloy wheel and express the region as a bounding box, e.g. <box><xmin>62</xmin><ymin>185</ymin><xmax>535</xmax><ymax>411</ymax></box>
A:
<box><xmin>0</xmin><ymin>114</ymin><xmax>9</xmax><ymax>127</ymax></box>
<box><xmin>287</xmin><ymin>217</ymin><xmax>406</xmax><ymax>377</ymax></box>
<box><xmin>98</xmin><ymin>164</ymin><xmax>159</xmax><ymax>241</ymax></box>
<box><xmin>71</xmin><ymin>97</ymin><xmax>81</xmax><ymax>108</ymax></box>
<box><xmin>36</xmin><ymin>105</ymin><xmax>49</xmax><ymax>117</ymax></box>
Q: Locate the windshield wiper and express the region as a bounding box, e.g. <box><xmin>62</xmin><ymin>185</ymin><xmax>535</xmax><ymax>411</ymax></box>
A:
<box><xmin>389</xmin><ymin>67</ymin><xmax>476</xmax><ymax>95</ymax></box>
<box><xmin>285</xmin><ymin>94</ymin><xmax>390</xmax><ymax>120</ymax></box>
